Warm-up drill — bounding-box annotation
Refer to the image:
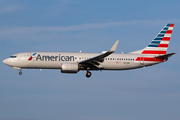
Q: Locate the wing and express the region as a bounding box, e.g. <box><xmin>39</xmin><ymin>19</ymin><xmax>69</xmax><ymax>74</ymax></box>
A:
<box><xmin>79</xmin><ymin>40</ymin><xmax>119</xmax><ymax>69</ymax></box>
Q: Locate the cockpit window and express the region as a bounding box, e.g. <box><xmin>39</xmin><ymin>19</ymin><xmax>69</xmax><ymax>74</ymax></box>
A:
<box><xmin>10</xmin><ymin>56</ymin><xmax>17</xmax><ymax>58</ymax></box>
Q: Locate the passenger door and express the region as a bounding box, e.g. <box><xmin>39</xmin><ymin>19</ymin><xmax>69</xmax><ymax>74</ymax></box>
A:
<box><xmin>140</xmin><ymin>55</ymin><xmax>144</xmax><ymax>66</ymax></box>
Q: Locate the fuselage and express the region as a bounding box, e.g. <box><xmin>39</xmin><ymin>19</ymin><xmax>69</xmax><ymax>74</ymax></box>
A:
<box><xmin>3</xmin><ymin>52</ymin><xmax>164</xmax><ymax>70</ymax></box>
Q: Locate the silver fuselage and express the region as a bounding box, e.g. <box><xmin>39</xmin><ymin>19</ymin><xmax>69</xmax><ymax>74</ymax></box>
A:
<box><xmin>3</xmin><ymin>52</ymin><xmax>162</xmax><ymax>70</ymax></box>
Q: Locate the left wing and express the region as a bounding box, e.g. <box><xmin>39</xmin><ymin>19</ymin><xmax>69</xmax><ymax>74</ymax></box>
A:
<box><xmin>79</xmin><ymin>40</ymin><xmax>119</xmax><ymax>69</ymax></box>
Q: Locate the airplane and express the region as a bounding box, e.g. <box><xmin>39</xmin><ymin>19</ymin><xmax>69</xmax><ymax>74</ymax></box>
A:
<box><xmin>3</xmin><ymin>23</ymin><xmax>176</xmax><ymax>78</ymax></box>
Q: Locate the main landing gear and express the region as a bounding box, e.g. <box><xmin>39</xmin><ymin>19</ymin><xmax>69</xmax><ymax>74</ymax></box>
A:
<box><xmin>86</xmin><ymin>69</ymin><xmax>92</xmax><ymax>78</ymax></box>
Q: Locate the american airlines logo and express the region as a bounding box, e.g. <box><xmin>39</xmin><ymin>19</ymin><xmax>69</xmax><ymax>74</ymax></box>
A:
<box><xmin>36</xmin><ymin>54</ymin><xmax>74</xmax><ymax>61</ymax></box>
<box><xmin>28</xmin><ymin>53</ymin><xmax>37</xmax><ymax>61</ymax></box>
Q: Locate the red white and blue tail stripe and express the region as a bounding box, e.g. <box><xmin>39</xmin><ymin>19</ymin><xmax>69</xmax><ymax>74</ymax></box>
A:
<box><xmin>141</xmin><ymin>23</ymin><xmax>174</xmax><ymax>55</ymax></box>
<box><xmin>135</xmin><ymin>23</ymin><xmax>174</xmax><ymax>62</ymax></box>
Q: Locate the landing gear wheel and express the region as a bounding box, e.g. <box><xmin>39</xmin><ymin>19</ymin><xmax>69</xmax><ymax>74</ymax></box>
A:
<box><xmin>86</xmin><ymin>72</ymin><xmax>91</xmax><ymax>78</ymax></box>
<box><xmin>19</xmin><ymin>72</ymin><xmax>22</xmax><ymax>75</ymax></box>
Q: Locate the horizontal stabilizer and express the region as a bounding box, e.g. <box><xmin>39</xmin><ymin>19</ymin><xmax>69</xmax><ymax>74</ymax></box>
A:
<box><xmin>155</xmin><ymin>53</ymin><xmax>176</xmax><ymax>59</ymax></box>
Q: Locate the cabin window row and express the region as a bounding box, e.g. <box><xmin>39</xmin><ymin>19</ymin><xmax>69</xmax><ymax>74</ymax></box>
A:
<box><xmin>75</xmin><ymin>57</ymin><xmax>90</xmax><ymax>60</ymax></box>
<box><xmin>105</xmin><ymin>58</ymin><xmax>134</xmax><ymax>61</ymax></box>
<box><xmin>74</xmin><ymin>57</ymin><xmax>134</xmax><ymax>61</ymax></box>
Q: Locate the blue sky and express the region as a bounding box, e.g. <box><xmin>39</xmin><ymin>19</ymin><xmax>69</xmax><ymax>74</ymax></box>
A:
<box><xmin>0</xmin><ymin>0</ymin><xmax>180</xmax><ymax>120</ymax></box>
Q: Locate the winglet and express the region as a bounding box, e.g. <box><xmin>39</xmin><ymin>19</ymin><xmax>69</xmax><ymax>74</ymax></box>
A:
<box><xmin>109</xmin><ymin>40</ymin><xmax>119</xmax><ymax>52</ymax></box>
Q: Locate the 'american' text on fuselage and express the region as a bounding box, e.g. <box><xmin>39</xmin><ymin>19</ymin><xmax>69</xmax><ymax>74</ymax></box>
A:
<box><xmin>36</xmin><ymin>54</ymin><xmax>74</xmax><ymax>61</ymax></box>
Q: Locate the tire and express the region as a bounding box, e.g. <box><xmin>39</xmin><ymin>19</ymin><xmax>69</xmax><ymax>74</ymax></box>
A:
<box><xmin>19</xmin><ymin>72</ymin><xmax>22</xmax><ymax>75</ymax></box>
<box><xmin>86</xmin><ymin>72</ymin><xmax>91</xmax><ymax>78</ymax></box>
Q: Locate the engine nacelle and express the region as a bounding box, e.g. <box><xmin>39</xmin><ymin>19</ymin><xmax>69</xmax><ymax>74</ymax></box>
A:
<box><xmin>61</xmin><ymin>63</ymin><xmax>79</xmax><ymax>73</ymax></box>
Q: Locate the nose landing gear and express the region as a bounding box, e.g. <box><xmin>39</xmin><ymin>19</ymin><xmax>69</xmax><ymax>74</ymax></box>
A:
<box><xmin>19</xmin><ymin>69</ymin><xmax>22</xmax><ymax>75</ymax></box>
<box><xmin>19</xmin><ymin>71</ymin><xmax>22</xmax><ymax>75</ymax></box>
<box><xmin>13</xmin><ymin>67</ymin><xmax>22</xmax><ymax>75</ymax></box>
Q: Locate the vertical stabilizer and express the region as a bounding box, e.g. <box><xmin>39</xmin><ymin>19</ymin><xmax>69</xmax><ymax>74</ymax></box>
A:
<box><xmin>131</xmin><ymin>24</ymin><xmax>174</xmax><ymax>55</ymax></box>
<box><xmin>142</xmin><ymin>23</ymin><xmax>174</xmax><ymax>55</ymax></box>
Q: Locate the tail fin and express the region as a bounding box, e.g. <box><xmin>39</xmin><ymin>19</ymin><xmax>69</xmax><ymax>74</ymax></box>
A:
<box><xmin>131</xmin><ymin>23</ymin><xmax>174</xmax><ymax>55</ymax></box>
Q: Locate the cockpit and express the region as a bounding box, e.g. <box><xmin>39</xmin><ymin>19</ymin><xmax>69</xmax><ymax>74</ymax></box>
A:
<box><xmin>10</xmin><ymin>56</ymin><xmax>17</xmax><ymax>58</ymax></box>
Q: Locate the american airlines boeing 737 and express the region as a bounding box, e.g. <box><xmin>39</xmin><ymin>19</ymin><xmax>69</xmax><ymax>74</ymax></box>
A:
<box><xmin>3</xmin><ymin>24</ymin><xmax>176</xmax><ymax>78</ymax></box>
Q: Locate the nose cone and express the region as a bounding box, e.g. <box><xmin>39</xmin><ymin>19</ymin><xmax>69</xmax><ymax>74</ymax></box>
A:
<box><xmin>3</xmin><ymin>58</ymin><xmax>9</xmax><ymax>65</ymax></box>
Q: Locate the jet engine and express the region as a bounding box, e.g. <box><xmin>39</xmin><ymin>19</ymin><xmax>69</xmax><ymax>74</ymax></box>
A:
<box><xmin>61</xmin><ymin>63</ymin><xmax>79</xmax><ymax>73</ymax></box>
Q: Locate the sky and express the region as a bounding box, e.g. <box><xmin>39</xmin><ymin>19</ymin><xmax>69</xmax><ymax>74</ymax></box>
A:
<box><xmin>0</xmin><ymin>0</ymin><xmax>180</xmax><ymax>120</ymax></box>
